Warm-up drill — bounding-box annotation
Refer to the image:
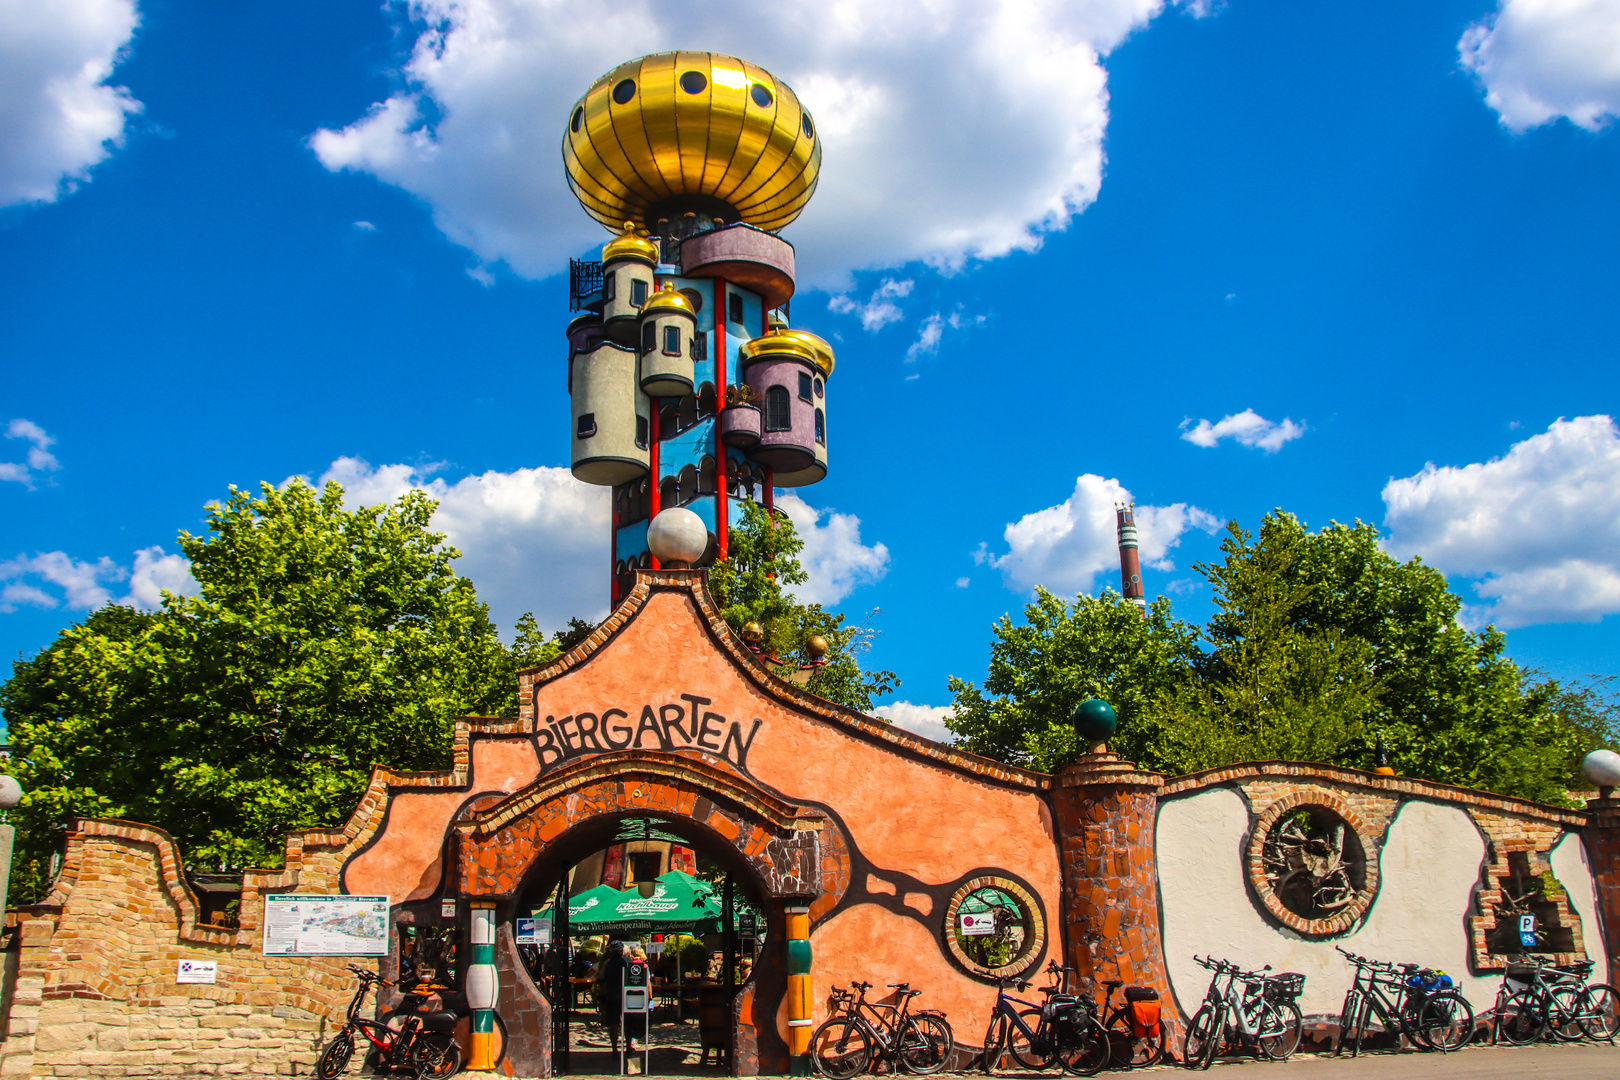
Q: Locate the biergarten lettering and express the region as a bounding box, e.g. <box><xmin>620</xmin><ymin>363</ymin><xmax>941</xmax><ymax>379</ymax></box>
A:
<box><xmin>534</xmin><ymin>691</ymin><xmax>763</xmax><ymax>772</ymax></box>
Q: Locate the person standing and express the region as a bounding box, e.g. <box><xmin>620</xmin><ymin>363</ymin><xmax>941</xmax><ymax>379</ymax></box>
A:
<box><xmin>596</xmin><ymin>942</ymin><xmax>628</xmax><ymax>1053</ymax></box>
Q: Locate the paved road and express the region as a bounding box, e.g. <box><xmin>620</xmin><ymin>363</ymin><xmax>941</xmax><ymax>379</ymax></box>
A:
<box><xmin>982</xmin><ymin>1043</ymin><xmax>1620</xmax><ymax>1079</ymax></box>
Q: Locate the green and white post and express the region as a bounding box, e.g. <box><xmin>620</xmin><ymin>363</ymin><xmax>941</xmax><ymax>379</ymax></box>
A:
<box><xmin>467</xmin><ymin>901</ymin><xmax>499</xmax><ymax>1070</ymax></box>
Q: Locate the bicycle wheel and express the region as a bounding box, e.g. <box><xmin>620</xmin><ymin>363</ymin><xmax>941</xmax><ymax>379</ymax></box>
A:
<box><xmin>1257</xmin><ymin>1000</ymin><xmax>1303</xmax><ymax>1061</ymax></box>
<box><xmin>409</xmin><ymin>1032</ymin><xmax>462</xmax><ymax>1080</ymax></box>
<box><xmin>900</xmin><ymin>1015</ymin><xmax>954</xmax><ymax>1074</ymax></box>
<box><xmin>1330</xmin><ymin>991</ymin><xmax>1358</xmax><ymax>1056</ymax></box>
<box><xmin>1578</xmin><ymin>984</ymin><xmax>1620</xmax><ymax>1041</ymax></box>
<box><xmin>1497</xmin><ymin>989</ymin><xmax>1545</xmax><ymax>1046</ymax></box>
<box><xmin>979</xmin><ymin>1012</ymin><xmax>1007</xmax><ymax>1074</ymax></box>
<box><xmin>1183</xmin><ymin>1004</ymin><xmax>1220</xmax><ymax>1070</ymax></box>
<box><xmin>1104</xmin><ymin>1006</ymin><xmax>1164</xmax><ymax>1068</ymax></box>
<box><xmin>1550</xmin><ymin>984</ymin><xmax>1585</xmax><ymax>1042</ymax></box>
<box><xmin>315</xmin><ymin>1031</ymin><xmax>356</xmax><ymax>1080</ymax></box>
<box><xmin>1005</xmin><ymin>1008</ymin><xmax>1050</xmax><ymax>1069</ymax></box>
<box><xmin>1414</xmin><ymin>992</ymin><xmax>1473</xmax><ymax>1052</ymax></box>
<box><xmin>1056</xmin><ymin>1015</ymin><xmax>1110</xmax><ymax>1077</ymax></box>
<box><xmin>813</xmin><ymin>1017</ymin><xmax>873</xmax><ymax>1080</ymax></box>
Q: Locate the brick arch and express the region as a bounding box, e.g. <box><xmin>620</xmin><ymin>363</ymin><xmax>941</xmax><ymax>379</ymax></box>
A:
<box><xmin>453</xmin><ymin>750</ymin><xmax>832</xmax><ymax>900</ymax></box>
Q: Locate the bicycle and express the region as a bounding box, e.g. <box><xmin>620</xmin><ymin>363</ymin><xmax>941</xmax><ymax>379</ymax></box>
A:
<box><xmin>1182</xmin><ymin>956</ymin><xmax>1302</xmax><ymax>1070</ymax></box>
<box><xmin>978</xmin><ymin>962</ymin><xmax>1108</xmax><ymax>1076</ymax></box>
<box><xmin>1494</xmin><ymin>956</ymin><xmax>1620</xmax><ymax>1044</ymax></box>
<box><xmin>1094</xmin><ymin>976</ymin><xmax>1165</xmax><ymax>1068</ymax></box>
<box><xmin>812</xmin><ymin>980</ymin><xmax>955</xmax><ymax>1077</ymax></box>
<box><xmin>315</xmin><ymin>964</ymin><xmax>463</xmax><ymax>1080</ymax></box>
<box><xmin>1332</xmin><ymin>947</ymin><xmax>1472</xmax><ymax>1055</ymax></box>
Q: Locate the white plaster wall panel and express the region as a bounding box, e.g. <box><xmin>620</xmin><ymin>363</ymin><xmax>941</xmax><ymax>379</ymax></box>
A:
<box><xmin>1550</xmin><ymin>831</ymin><xmax>1608</xmax><ymax>985</ymax></box>
<box><xmin>1158</xmin><ymin>790</ymin><xmax>1489</xmax><ymax>1019</ymax></box>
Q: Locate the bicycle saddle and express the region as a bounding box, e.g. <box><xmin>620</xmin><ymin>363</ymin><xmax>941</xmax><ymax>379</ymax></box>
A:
<box><xmin>887</xmin><ymin>983</ymin><xmax>911</xmax><ymax>990</ymax></box>
<box><xmin>1100</xmin><ymin>979</ymin><xmax>1124</xmax><ymax>988</ymax></box>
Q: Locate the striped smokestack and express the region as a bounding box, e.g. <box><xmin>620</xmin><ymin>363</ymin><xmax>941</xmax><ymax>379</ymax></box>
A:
<box><xmin>1116</xmin><ymin>503</ymin><xmax>1146</xmax><ymax>613</ymax></box>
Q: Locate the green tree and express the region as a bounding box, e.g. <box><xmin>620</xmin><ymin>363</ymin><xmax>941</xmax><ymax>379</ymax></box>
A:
<box><xmin>0</xmin><ymin>479</ymin><xmax>528</xmax><ymax>898</ymax></box>
<box><xmin>946</xmin><ymin>588</ymin><xmax>1202</xmax><ymax>773</ymax></box>
<box><xmin>709</xmin><ymin>501</ymin><xmax>898</xmax><ymax>711</ymax></box>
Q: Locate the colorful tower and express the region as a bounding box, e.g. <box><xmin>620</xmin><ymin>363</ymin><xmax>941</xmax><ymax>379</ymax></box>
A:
<box><xmin>561</xmin><ymin>53</ymin><xmax>833</xmax><ymax>604</ymax></box>
<box><xmin>1115</xmin><ymin>503</ymin><xmax>1146</xmax><ymax>612</ymax></box>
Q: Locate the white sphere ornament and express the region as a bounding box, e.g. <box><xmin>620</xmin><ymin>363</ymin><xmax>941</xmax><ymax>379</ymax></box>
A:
<box><xmin>0</xmin><ymin>776</ymin><xmax>22</xmax><ymax>810</ymax></box>
<box><xmin>647</xmin><ymin>507</ymin><xmax>708</xmax><ymax>568</ymax></box>
<box><xmin>1583</xmin><ymin>749</ymin><xmax>1620</xmax><ymax>790</ymax></box>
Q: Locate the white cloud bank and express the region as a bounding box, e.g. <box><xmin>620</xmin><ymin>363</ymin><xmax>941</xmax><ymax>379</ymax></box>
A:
<box><xmin>827</xmin><ymin>278</ymin><xmax>912</xmax><ymax>332</ymax></box>
<box><xmin>0</xmin><ymin>0</ymin><xmax>142</xmax><ymax>206</ymax></box>
<box><xmin>0</xmin><ymin>546</ymin><xmax>195</xmax><ymax>614</ymax></box>
<box><xmin>981</xmin><ymin>474</ymin><xmax>1221</xmax><ymax>596</ymax></box>
<box><xmin>310</xmin><ymin>0</ymin><xmax>1203</xmax><ymax>287</ymax></box>
<box><xmin>873</xmin><ymin>701</ymin><xmax>956</xmax><ymax>744</ymax></box>
<box><xmin>1180</xmin><ymin>409</ymin><xmax>1305</xmax><ymax>452</ymax></box>
<box><xmin>1383</xmin><ymin>415</ymin><xmax>1620</xmax><ymax>628</ymax></box>
<box><xmin>775</xmin><ymin>493</ymin><xmax>890</xmax><ymax>606</ymax></box>
<box><xmin>1460</xmin><ymin>0</ymin><xmax>1620</xmax><ymax>130</ymax></box>
<box><xmin>1</xmin><ymin>419</ymin><xmax>61</xmax><ymax>488</ymax></box>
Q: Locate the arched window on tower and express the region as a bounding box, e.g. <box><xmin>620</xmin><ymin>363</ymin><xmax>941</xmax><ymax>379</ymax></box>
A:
<box><xmin>678</xmin><ymin>465</ymin><xmax>697</xmax><ymax>505</ymax></box>
<box><xmin>660</xmin><ymin>476</ymin><xmax>677</xmax><ymax>510</ymax></box>
<box><xmin>814</xmin><ymin>408</ymin><xmax>825</xmax><ymax>445</ymax></box>
<box><xmin>679</xmin><ymin>393</ymin><xmax>698</xmax><ymax>430</ymax></box>
<box><xmin>765</xmin><ymin>385</ymin><xmax>791</xmax><ymax>432</ymax></box>
<box><xmin>698</xmin><ymin>382</ymin><xmax>716</xmax><ymax>419</ymax></box>
<box><xmin>699</xmin><ymin>455</ymin><xmax>716</xmax><ymax>495</ymax></box>
<box><xmin>659</xmin><ymin>401</ymin><xmax>678</xmax><ymax>436</ymax></box>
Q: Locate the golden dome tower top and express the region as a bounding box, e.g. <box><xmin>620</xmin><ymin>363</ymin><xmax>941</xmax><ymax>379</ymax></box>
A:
<box><xmin>563</xmin><ymin>52</ymin><xmax>821</xmax><ymax>235</ymax></box>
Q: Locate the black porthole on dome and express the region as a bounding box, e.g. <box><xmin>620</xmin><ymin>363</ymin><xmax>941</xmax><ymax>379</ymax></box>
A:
<box><xmin>750</xmin><ymin>83</ymin><xmax>774</xmax><ymax>108</ymax></box>
<box><xmin>571</xmin><ymin>106</ymin><xmax>583</xmax><ymax>132</ymax></box>
<box><xmin>802</xmin><ymin>113</ymin><xmax>814</xmax><ymax>139</ymax></box>
<box><xmin>680</xmin><ymin>70</ymin><xmax>707</xmax><ymax>95</ymax></box>
<box><xmin>613</xmin><ymin>79</ymin><xmax>637</xmax><ymax>105</ymax></box>
<box><xmin>680</xmin><ymin>289</ymin><xmax>703</xmax><ymax>312</ymax></box>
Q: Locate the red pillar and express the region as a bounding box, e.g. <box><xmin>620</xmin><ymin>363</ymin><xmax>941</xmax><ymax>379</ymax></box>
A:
<box><xmin>647</xmin><ymin>400</ymin><xmax>661</xmax><ymax>570</ymax></box>
<box><xmin>714</xmin><ymin>276</ymin><xmax>729</xmax><ymax>560</ymax></box>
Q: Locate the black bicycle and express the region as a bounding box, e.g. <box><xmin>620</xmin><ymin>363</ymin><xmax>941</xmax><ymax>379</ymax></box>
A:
<box><xmin>315</xmin><ymin>965</ymin><xmax>462</xmax><ymax>1080</ymax></box>
<box><xmin>1095</xmin><ymin>977</ymin><xmax>1165</xmax><ymax>1068</ymax></box>
<box><xmin>812</xmin><ymin>980</ymin><xmax>955</xmax><ymax>1077</ymax></box>
<box><xmin>1332</xmin><ymin>947</ymin><xmax>1472</xmax><ymax>1055</ymax></box>
<box><xmin>1494</xmin><ymin>956</ymin><xmax>1620</xmax><ymax>1044</ymax></box>
<box><xmin>979</xmin><ymin>962</ymin><xmax>1108</xmax><ymax>1076</ymax></box>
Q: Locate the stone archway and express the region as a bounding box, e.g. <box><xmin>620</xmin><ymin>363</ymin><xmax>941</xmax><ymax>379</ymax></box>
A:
<box><xmin>451</xmin><ymin>750</ymin><xmax>834</xmax><ymax>1076</ymax></box>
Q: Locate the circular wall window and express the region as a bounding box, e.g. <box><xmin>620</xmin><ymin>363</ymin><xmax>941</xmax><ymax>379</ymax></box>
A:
<box><xmin>1247</xmin><ymin>792</ymin><xmax>1378</xmax><ymax>936</ymax></box>
<box><xmin>613</xmin><ymin>79</ymin><xmax>637</xmax><ymax>105</ymax></box>
<box><xmin>942</xmin><ymin>876</ymin><xmax>1046</xmax><ymax>981</ymax></box>
<box><xmin>680</xmin><ymin>70</ymin><xmax>707</xmax><ymax>95</ymax></box>
<box><xmin>750</xmin><ymin>83</ymin><xmax>774</xmax><ymax>108</ymax></box>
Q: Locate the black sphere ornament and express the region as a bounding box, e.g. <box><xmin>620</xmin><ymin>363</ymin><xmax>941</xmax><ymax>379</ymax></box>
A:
<box><xmin>1072</xmin><ymin>699</ymin><xmax>1118</xmax><ymax>742</ymax></box>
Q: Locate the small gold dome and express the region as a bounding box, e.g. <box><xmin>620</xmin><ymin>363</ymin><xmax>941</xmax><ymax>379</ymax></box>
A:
<box><xmin>642</xmin><ymin>281</ymin><xmax>695</xmax><ymax>317</ymax></box>
<box><xmin>740</xmin><ymin>328</ymin><xmax>835</xmax><ymax>378</ymax></box>
<box><xmin>564</xmin><ymin>52</ymin><xmax>821</xmax><ymax>234</ymax></box>
<box><xmin>602</xmin><ymin>221</ymin><xmax>659</xmax><ymax>264</ymax></box>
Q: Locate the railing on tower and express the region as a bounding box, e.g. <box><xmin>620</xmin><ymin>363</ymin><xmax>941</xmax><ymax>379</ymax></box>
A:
<box><xmin>568</xmin><ymin>258</ymin><xmax>604</xmax><ymax>311</ymax></box>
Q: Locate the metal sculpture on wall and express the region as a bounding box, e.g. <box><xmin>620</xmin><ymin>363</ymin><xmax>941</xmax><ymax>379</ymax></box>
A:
<box><xmin>1259</xmin><ymin>809</ymin><xmax>1360</xmax><ymax>918</ymax></box>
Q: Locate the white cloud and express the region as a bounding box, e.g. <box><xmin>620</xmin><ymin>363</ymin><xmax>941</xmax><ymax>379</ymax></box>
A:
<box><xmin>1460</xmin><ymin>0</ymin><xmax>1620</xmax><ymax>130</ymax></box>
<box><xmin>983</xmin><ymin>473</ymin><xmax>1221</xmax><ymax>595</ymax></box>
<box><xmin>774</xmin><ymin>493</ymin><xmax>890</xmax><ymax>606</ymax></box>
<box><xmin>309</xmin><ymin>0</ymin><xmax>1203</xmax><ymax>288</ymax></box>
<box><xmin>353</xmin><ymin>220</ymin><xmax>376</xmax><ymax>231</ymax></box>
<box><xmin>873</xmin><ymin>701</ymin><xmax>956</xmax><ymax>744</ymax></box>
<box><xmin>954</xmin><ymin>576</ymin><xmax>970</xmax><ymax>589</ymax></box>
<box><xmin>905</xmin><ymin>309</ymin><xmax>985</xmax><ymax>361</ymax></box>
<box><xmin>828</xmin><ymin>277</ymin><xmax>912</xmax><ymax>331</ymax></box>
<box><xmin>316</xmin><ymin>457</ymin><xmax>612</xmax><ymax>633</ymax></box>
<box><xmin>1383</xmin><ymin>415</ymin><xmax>1620</xmax><ymax>628</ymax></box>
<box><xmin>1180</xmin><ymin>409</ymin><xmax>1305</xmax><ymax>452</ymax></box>
<box><xmin>2</xmin><ymin>419</ymin><xmax>61</xmax><ymax>488</ymax></box>
<box><xmin>0</xmin><ymin>0</ymin><xmax>142</xmax><ymax>206</ymax></box>
<box><xmin>0</xmin><ymin>545</ymin><xmax>194</xmax><ymax>613</ymax></box>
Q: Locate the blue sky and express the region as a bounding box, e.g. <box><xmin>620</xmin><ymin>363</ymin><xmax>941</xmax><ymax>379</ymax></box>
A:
<box><xmin>4</xmin><ymin>0</ymin><xmax>1619</xmax><ymax>741</ymax></box>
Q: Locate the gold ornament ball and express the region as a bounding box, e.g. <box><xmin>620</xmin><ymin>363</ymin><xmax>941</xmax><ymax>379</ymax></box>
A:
<box><xmin>742</xmin><ymin>622</ymin><xmax>765</xmax><ymax>644</ymax></box>
<box><xmin>805</xmin><ymin>635</ymin><xmax>829</xmax><ymax>658</ymax></box>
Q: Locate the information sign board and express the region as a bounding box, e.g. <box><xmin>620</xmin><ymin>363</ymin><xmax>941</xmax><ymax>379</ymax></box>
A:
<box><xmin>176</xmin><ymin>959</ymin><xmax>217</xmax><ymax>984</ymax></box>
<box><xmin>263</xmin><ymin>895</ymin><xmax>390</xmax><ymax>956</ymax></box>
<box><xmin>1519</xmin><ymin>914</ymin><xmax>1538</xmax><ymax>949</ymax></box>
<box><xmin>959</xmin><ymin>912</ymin><xmax>996</xmax><ymax>936</ymax></box>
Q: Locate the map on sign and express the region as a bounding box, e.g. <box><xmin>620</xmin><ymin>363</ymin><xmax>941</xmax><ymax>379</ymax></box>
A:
<box><xmin>263</xmin><ymin>895</ymin><xmax>390</xmax><ymax>956</ymax></box>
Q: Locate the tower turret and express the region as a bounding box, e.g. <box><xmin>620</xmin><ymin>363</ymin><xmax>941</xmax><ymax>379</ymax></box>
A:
<box><xmin>1116</xmin><ymin>503</ymin><xmax>1146</xmax><ymax>612</ymax></box>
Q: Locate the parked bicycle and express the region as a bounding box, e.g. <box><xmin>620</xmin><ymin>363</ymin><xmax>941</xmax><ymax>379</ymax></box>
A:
<box><xmin>1332</xmin><ymin>947</ymin><xmax>1472</xmax><ymax>1055</ymax></box>
<box><xmin>812</xmin><ymin>980</ymin><xmax>955</xmax><ymax>1077</ymax></box>
<box><xmin>1095</xmin><ymin>976</ymin><xmax>1165</xmax><ymax>1068</ymax></box>
<box><xmin>1493</xmin><ymin>955</ymin><xmax>1619</xmax><ymax>1045</ymax></box>
<box><xmin>978</xmin><ymin>962</ymin><xmax>1108</xmax><ymax>1076</ymax></box>
<box><xmin>315</xmin><ymin>964</ymin><xmax>462</xmax><ymax>1080</ymax></box>
<box><xmin>1183</xmin><ymin>956</ymin><xmax>1303</xmax><ymax>1069</ymax></box>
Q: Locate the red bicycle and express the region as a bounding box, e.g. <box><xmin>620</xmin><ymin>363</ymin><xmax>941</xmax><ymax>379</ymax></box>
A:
<box><xmin>315</xmin><ymin>964</ymin><xmax>462</xmax><ymax>1080</ymax></box>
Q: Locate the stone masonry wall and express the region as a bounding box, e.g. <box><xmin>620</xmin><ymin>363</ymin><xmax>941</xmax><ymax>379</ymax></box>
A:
<box><xmin>2</xmin><ymin>822</ymin><xmax>362</xmax><ymax>1079</ymax></box>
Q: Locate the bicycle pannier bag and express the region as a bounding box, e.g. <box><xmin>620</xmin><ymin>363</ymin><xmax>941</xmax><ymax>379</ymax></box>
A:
<box><xmin>1124</xmin><ymin>986</ymin><xmax>1159</xmax><ymax>1003</ymax></box>
<box><xmin>1129</xmin><ymin>1000</ymin><xmax>1161</xmax><ymax>1038</ymax></box>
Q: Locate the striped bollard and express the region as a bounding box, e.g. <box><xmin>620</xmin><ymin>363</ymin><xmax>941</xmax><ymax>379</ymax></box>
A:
<box><xmin>785</xmin><ymin>905</ymin><xmax>813</xmax><ymax>1075</ymax></box>
<box><xmin>466</xmin><ymin>901</ymin><xmax>500</xmax><ymax>1070</ymax></box>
